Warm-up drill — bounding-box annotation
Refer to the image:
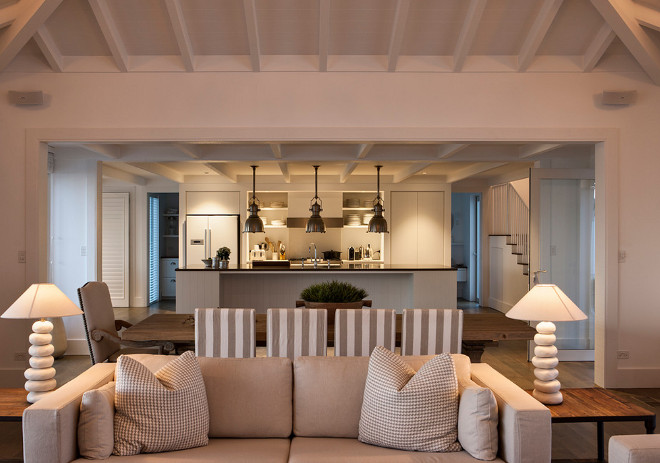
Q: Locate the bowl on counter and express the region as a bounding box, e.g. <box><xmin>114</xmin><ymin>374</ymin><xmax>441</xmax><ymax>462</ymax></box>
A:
<box><xmin>202</xmin><ymin>258</ymin><xmax>212</xmax><ymax>267</ymax></box>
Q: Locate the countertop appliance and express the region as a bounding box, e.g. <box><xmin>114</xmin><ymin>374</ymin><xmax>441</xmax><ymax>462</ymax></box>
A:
<box><xmin>184</xmin><ymin>214</ymin><xmax>240</xmax><ymax>267</ymax></box>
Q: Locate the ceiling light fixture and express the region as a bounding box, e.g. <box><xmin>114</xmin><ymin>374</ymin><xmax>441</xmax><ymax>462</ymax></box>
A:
<box><xmin>306</xmin><ymin>165</ymin><xmax>325</xmax><ymax>233</ymax></box>
<box><xmin>367</xmin><ymin>165</ymin><xmax>388</xmax><ymax>233</ymax></box>
<box><xmin>244</xmin><ymin>165</ymin><xmax>265</xmax><ymax>233</ymax></box>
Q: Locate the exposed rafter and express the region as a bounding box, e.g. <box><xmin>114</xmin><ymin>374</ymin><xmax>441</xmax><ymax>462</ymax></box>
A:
<box><xmin>635</xmin><ymin>2</ymin><xmax>660</xmax><ymax>32</ymax></box>
<box><xmin>89</xmin><ymin>0</ymin><xmax>129</xmax><ymax>72</ymax></box>
<box><xmin>34</xmin><ymin>25</ymin><xmax>63</xmax><ymax>72</ymax></box>
<box><xmin>165</xmin><ymin>0</ymin><xmax>195</xmax><ymax>72</ymax></box>
<box><xmin>437</xmin><ymin>144</ymin><xmax>469</xmax><ymax>159</ymax></box>
<box><xmin>393</xmin><ymin>162</ymin><xmax>433</xmax><ymax>183</ymax></box>
<box><xmin>318</xmin><ymin>0</ymin><xmax>330</xmax><ymax>71</ymax></box>
<box><xmin>205</xmin><ymin>162</ymin><xmax>237</xmax><ymax>182</ymax></box>
<box><xmin>582</xmin><ymin>22</ymin><xmax>616</xmax><ymax>72</ymax></box>
<box><xmin>453</xmin><ymin>0</ymin><xmax>487</xmax><ymax>72</ymax></box>
<box><xmin>591</xmin><ymin>0</ymin><xmax>660</xmax><ymax>85</ymax></box>
<box><xmin>102</xmin><ymin>164</ymin><xmax>147</xmax><ymax>186</ymax></box>
<box><xmin>446</xmin><ymin>162</ymin><xmax>506</xmax><ymax>183</ymax></box>
<box><xmin>357</xmin><ymin>143</ymin><xmax>374</xmax><ymax>159</ymax></box>
<box><xmin>172</xmin><ymin>143</ymin><xmax>202</xmax><ymax>159</ymax></box>
<box><xmin>518</xmin><ymin>0</ymin><xmax>563</xmax><ymax>71</ymax></box>
<box><xmin>81</xmin><ymin>144</ymin><xmax>122</xmax><ymax>159</ymax></box>
<box><xmin>243</xmin><ymin>0</ymin><xmax>261</xmax><ymax>72</ymax></box>
<box><xmin>387</xmin><ymin>0</ymin><xmax>411</xmax><ymax>72</ymax></box>
<box><xmin>278</xmin><ymin>162</ymin><xmax>290</xmax><ymax>183</ymax></box>
<box><xmin>130</xmin><ymin>162</ymin><xmax>184</xmax><ymax>183</ymax></box>
<box><xmin>270</xmin><ymin>144</ymin><xmax>282</xmax><ymax>159</ymax></box>
<box><xmin>340</xmin><ymin>163</ymin><xmax>358</xmax><ymax>183</ymax></box>
<box><xmin>0</xmin><ymin>1</ymin><xmax>22</xmax><ymax>29</ymax></box>
<box><xmin>0</xmin><ymin>0</ymin><xmax>63</xmax><ymax>71</ymax></box>
<box><xmin>519</xmin><ymin>143</ymin><xmax>563</xmax><ymax>159</ymax></box>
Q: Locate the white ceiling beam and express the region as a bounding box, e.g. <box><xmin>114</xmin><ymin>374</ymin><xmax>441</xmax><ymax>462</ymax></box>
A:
<box><xmin>0</xmin><ymin>1</ymin><xmax>22</xmax><ymax>29</ymax></box>
<box><xmin>591</xmin><ymin>0</ymin><xmax>660</xmax><ymax>85</ymax></box>
<box><xmin>393</xmin><ymin>162</ymin><xmax>433</xmax><ymax>183</ymax></box>
<box><xmin>89</xmin><ymin>0</ymin><xmax>129</xmax><ymax>72</ymax></box>
<box><xmin>635</xmin><ymin>2</ymin><xmax>660</xmax><ymax>32</ymax></box>
<box><xmin>453</xmin><ymin>0</ymin><xmax>487</xmax><ymax>72</ymax></box>
<box><xmin>357</xmin><ymin>143</ymin><xmax>374</xmax><ymax>159</ymax></box>
<box><xmin>33</xmin><ymin>24</ymin><xmax>63</xmax><ymax>72</ymax></box>
<box><xmin>340</xmin><ymin>163</ymin><xmax>359</xmax><ymax>183</ymax></box>
<box><xmin>130</xmin><ymin>162</ymin><xmax>185</xmax><ymax>183</ymax></box>
<box><xmin>102</xmin><ymin>164</ymin><xmax>147</xmax><ymax>186</ymax></box>
<box><xmin>204</xmin><ymin>163</ymin><xmax>237</xmax><ymax>183</ymax></box>
<box><xmin>278</xmin><ymin>162</ymin><xmax>290</xmax><ymax>183</ymax></box>
<box><xmin>387</xmin><ymin>0</ymin><xmax>411</xmax><ymax>72</ymax></box>
<box><xmin>243</xmin><ymin>0</ymin><xmax>261</xmax><ymax>72</ymax></box>
<box><xmin>81</xmin><ymin>144</ymin><xmax>122</xmax><ymax>159</ymax></box>
<box><xmin>518</xmin><ymin>0</ymin><xmax>563</xmax><ymax>71</ymax></box>
<box><xmin>318</xmin><ymin>0</ymin><xmax>329</xmax><ymax>71</ymax></box>
<box><xmin>0</xmin><ymin>0</ymin><xmax>63</xmax><ymax>71</ymax></box>
<box><xmin>172</xmin><ymin>143</ymin><xmax>202</xmax><ymax>159</ymax></box>
<box><xmin>437</xmin><ymin>143</ymin><xmax>469</xmax><ymax>159</ymax></box>
<box><xmin>270</xmin><ymin>144</ymin><xmax>282</xmax><ymax>159</ymax></box>
<box><xmin>582</xmin><ymin>22</ymin><xmax>616</xmax><ymax>72</ymax></box>
<box><xmin>519</xmin><ymin>143</ymin><xmax>563</xmax><ymax>159</ymax></box>
<box><xmin>165</xmin><ymin>0</ymin><xmax>194</xmax><ymax>72</ymax></box>
<box><xmin>446</xmin><ymin>162</ymin><xmax>506</xmax><ymax>183</ymax></box>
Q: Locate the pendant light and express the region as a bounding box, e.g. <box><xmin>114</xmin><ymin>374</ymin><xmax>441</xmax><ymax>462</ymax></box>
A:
<box><xmin>306</xmin><ymin>165</ymin><xmax>325</xmax><ymax>233</ymax></box>
<box><xmin>367</xmin><ymin>165</ymin><xmax>388</xmax><ymax>233</ymax></box>
<box><xmin>244</xmin><ymin>165</ymin><xmax>265</xmax><ymax>233</ymax></box>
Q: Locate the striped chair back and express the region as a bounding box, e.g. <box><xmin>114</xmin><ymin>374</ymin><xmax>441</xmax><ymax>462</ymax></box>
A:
<box><xmin>334</xmin><ymin>309</ymin><xmax>396</xmax><ymax>356</ymax></box>
<box><xmin>401</xmin><ymin>309</ymin><xmax>464</xmax><ymax>356</ymax></box>
<box><xmin>195</xmin><ymin>308</ymin><xmax>256</xmax><ymax>358</ymax></box>
<box><xmin>267</xmin><ymin>308</ymin><xmax>327</xmax><ymax>360</ymax></box>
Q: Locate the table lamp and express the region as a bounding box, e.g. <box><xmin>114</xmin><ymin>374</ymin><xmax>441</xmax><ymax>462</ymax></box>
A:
<box><xmin>506</xmin><ymin>284</ymin><xmax>587</xmax><ymax>405</ymax></box>
<box><xmin>1</xmin><ymin>284</ymin><xmax>83</xmax><ymax>403</ymax></box>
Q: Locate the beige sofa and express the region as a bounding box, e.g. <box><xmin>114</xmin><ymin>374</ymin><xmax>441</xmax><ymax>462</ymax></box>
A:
<box><xmin>23</xmin><ymin>354</ymin><xmax>551</xmax><ymax>463</ymax></box>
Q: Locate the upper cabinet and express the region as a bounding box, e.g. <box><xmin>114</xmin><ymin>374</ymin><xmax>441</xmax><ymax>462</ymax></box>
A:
<box><xmin>186</xmin><ymin>191</ymin><xmax>240</xmax><ymax>215</ymax></box>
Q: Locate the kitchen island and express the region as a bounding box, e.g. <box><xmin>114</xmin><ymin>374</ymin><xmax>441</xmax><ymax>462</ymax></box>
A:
<box><xmin>175</xmin><ymin>263</ymin><xmax>457</xmax><ymax>314</ymax></box>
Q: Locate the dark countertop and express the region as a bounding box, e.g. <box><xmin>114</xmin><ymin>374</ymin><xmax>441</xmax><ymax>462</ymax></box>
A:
<box><xmin>176</xmin><ymin>263</ymin><xmax>457</xmax><ymax>272</ymax></box>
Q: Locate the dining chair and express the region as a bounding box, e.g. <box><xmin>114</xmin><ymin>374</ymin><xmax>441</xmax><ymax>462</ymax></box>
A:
<box><xmin>77</xmin><ymin>281</ymin><xmax>161</xmax><ymax>365</ymax></box>
<box><xmin>267</xmin><ymin>308</ymin><xmax>327</xmax><ymax>360</ymax></box>
<box><xmin>334</xmin><ymin>309</ymin><xmax>396</xmax><ymax>356</ymax></box>
<box><xmin>195</xmin><ymin>308</ymin><xmax>256</xmax><ymax>358</ymax></box>
<box><xmin>401</xmin><ymin>308</ymin><xmax>464</xmax><ymax>356</ymax></box>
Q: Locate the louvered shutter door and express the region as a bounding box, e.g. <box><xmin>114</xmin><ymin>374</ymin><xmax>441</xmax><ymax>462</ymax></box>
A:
<box><xmin>102</xmin><ymin>192</ymin><xmax>130</xmax><ymax>307</ymax></box>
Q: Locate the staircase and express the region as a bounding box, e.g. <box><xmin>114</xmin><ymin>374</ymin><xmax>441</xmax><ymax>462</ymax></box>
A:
<box><xmin>488</xmin><ymin>183</ymin><xmax>529</xmax><ymax>276</ymax></box>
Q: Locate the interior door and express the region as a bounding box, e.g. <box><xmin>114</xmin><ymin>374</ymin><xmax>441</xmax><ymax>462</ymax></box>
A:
<box><xmin>530</xmin><ymin>169</ymin><xmax>595</xmax><ymax>361</ymax></box>
<box><xmin>102</xmin><ymin>192</ymin><xmax>129</xmax><ymax>307</ymax></box>
<box><xmin>209</xmin><ymin>215</ymin><xmax>240</xmax><ymax>263</ymax></box>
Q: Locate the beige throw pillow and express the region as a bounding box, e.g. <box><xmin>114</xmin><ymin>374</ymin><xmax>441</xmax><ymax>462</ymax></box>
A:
<box><xmin>113</xmin><ymin>351</ymin><xmax>209</xmax><ymax>456</ymax></box>
<box><xmin>358</xmin><ymin>346</ymin><xmax>461</xmax><ymax>453</ymax></box>
<box><xmin>458</xmin><ymin>386</ymin><xmax>499</xmax><ymax>460</ymax></box>
<box><xmin>78</xmin><ymin>381</ymin><xmax>115</xmax><ymax>459</ymax></box>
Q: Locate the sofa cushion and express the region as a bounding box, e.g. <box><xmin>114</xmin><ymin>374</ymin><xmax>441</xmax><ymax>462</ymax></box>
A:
<box><xmin>358</xmin><ymin>346</ymin><xmax>461</xmax><ymax>452</ymax></box>
<box><xmin>289</xmin><ymin>438</ymin><xmax>505</xmax><ymax>463</ymax></box>
<box><xmin>113</xmin><ymin>351</ymin><xmax>209</xmax><ymax>456</ymax></box>
<box><xmin>78</xmin><ymin>381</ymin><xmax>115</xmax><ymax>459</ymax></box>
<box><xmin>197</xmin><ymin>356</ymin><xmax>293</xmax><ymax>438</ymax></box>
<box><xmin>293</xmin><ymin>353</ymin><xmax>471</xmax><ymax>438</ymax></box>
<box><xmin>458</xmin><ymin>386</ymin><xmax>498</xmax><ymax>460</ymax></box>
<box><xmin>72</xmin><ymin>438</ymin><xmax>291</xmax><ymax>463</ymax></box>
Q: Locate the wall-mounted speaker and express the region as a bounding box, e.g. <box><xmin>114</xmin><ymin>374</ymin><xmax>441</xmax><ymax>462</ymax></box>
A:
<box><xmin>602</xmin><ymin>90</ymin><xmax>636</xmax><ymax>105</ymax></box>
<box><xmin>8</xmin><ymin>90</ymin><xmax>44</xmax><ymax>105</ymax></box>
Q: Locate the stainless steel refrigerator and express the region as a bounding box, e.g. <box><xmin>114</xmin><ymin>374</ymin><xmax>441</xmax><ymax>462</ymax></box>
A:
<box><xmin>184</xmin><ymin>214</ymin><xmax>240</xmax><ymax>266</ymax></box>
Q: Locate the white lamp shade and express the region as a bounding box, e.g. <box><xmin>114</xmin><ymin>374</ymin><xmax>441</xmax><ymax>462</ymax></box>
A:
<box><xmin>506</xmin><ymin>284</ymin><xmax>587</xmax><ymax>322</ymax></box>
<box><xmin>1</xmin><ymin>284</ymin><xmax>83</xmax><ymax>319</ymax></box>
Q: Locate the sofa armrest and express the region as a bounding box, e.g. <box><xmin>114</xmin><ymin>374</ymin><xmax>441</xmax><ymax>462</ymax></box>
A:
<box><xmin>470</xmin><ymin>363</ymin><xmax>551</xmax><ymax>463</ymax></box>
<box><xmin>23</xmin><ymin>363</ymin><xmax>116</xmax><ymax>463</ymax></box>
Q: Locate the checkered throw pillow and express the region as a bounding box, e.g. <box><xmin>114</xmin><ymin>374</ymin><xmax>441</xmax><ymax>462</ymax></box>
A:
<box><xmin>113</xmin><ymin>351</ymin><xmax>209</xmax><ymax>456</ymax></box>
<box><xmin>358</xmin><ymin>346</ymin><xmax>461</xmax><ymax>453</ymax></box>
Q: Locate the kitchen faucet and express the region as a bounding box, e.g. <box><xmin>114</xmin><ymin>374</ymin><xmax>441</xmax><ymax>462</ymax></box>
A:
<box><xmin>309</xmin><ymin>243</ymin><xmax>318</xmax><ymax>268</ymax></box>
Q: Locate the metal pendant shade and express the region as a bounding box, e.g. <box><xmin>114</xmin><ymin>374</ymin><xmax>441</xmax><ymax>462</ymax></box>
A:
<box><xmin>368</xmin><ymin>165</ymin><xmax>388</xmax><ymax>233</ymax></box>
<box><xmin>244</xmin><ymin>165</ymin><xmax>265</xmax><ymax>233</ymax></box>
<box><xmin>306</xmin><ymin>165</ymin><xmax>326</xmax><ymax>233</ymax></box>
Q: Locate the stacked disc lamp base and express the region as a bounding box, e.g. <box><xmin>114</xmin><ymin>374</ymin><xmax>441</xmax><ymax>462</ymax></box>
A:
<box><xmin>531</xmin><ymin>321</ymin><xmax>562</xmax><ymax>404</ymax></box>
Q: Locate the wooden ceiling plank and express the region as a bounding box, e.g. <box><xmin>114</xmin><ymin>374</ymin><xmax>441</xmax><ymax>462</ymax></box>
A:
<box><xmin>243</xmin><ymin>0</ymin><xmax>260</xmax><ymax>72</ymax></box>
<box><xmin>204</xmin><ymin>162</ymin><xmax>237</xmax><ymax>182</ymax></box>
<box><xmin>393</xmin><ymin>162</ymin><xmax>433</xmax><ymax>183</ymax></box>
<box><xmin>357</xmin><ymin>143</ymin><xmax>374</xmax><ymax>159</ymax></box>
<box><xmin>387</xmin><ymin>0</ymin><xmax>411</xmax><ymax>72</ymax></box>
<box><xmin>518</xmin><ymin>143</ymin><xmax>563</xmax><ymax>159</ymax></box>
<box><xmin>130</xmin><ymin>162</ymin><xmax>184</xmax><ymax>183</ymax></box>
<box><xmin>33</xmin><ymin>24</ymin><xmax>63</xmax><ymax>72</ymax></box>
<box><xmin>0</xmin><ymin>1</ymin><xmax>22</xmax><ymax>29</ymax></box>
<box><xmin>165</xmin><ymin>0</ymin><xmax>195</xmax><ymax>72</ymax></box>
<box><xmin>635</xmin><ymin>2</ymin><xmax>660</xmax><ymax>32</ymax></box>
<box><xmin>278</xmin><ymin>162</ymin><xmax>290</xmax><ymax>183</ymax></box>
<box><xmin>319</xmin><ymin>0</ymin><xmax>329</xmax><ymax>72</ymax></box>
<box><xmin>453</xmin><ymin>0</ymin><xmax>487</xmax><ymax>72</ymax></box>
<box><xmin>447</xmin><ymin>162</ymin><xmax>507</xmax><ymax>183</ymax></box>
<box><xmin>518</xmin><ymin>0</ymin><xmax>564</xmax><ymax>72</ymax></box>
<box><xmin>270</xmin><ymin>144</ymin><xmax>282</xmax><ymax>159</ymax></box>
<box><xmin>81</xmin><ymin>144</ymin><xmax>122</xmax><ymax>159</ymax></box>
<box><xmin>102</xmin><ymin>164</ymin><xmax>147</xmax><ymax>186</ymax></box>
<box><xmin>0</xmin><ymin>0</ymin><xmax>63</xmax><ymax>71</ymax></box>
<box><xmin>582</xmin><ymin>22</ymin><xmax>616</xmax><ymax>72</ymax></box>
<box><xmin>437</xmin><ymin>143</ymin><xmax>469</xmax><ymax>159</ymax></box>
<box><xmin>591</xmin><ymin>0</ymin><xmax>660</xmax><ymax>85</ymax></box>
<box><xmin>173</xmin><ymin>143</ymin><xmax>202</xmax><ymax>159</ymax></box>
<box><xmin>89</xmin><ymin>0</ymin><xmax>129</xmax><ymax>72</ymax></box>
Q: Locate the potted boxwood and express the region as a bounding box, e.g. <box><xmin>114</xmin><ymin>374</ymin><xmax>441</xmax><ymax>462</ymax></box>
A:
<box><xmin>215</xmin><ymin>247</ymin><xmax>231</xmax><ymax>269</ymax></box>
<box><xmin>300</xmin><ymin>280</ymin><xmax>370</xmax><ymax>324</ymax></box>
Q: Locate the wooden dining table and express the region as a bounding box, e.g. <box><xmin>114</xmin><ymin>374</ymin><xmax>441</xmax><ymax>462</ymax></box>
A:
<box><xmin>122</xmin><ymin>312</ymin><xmax>535</xmax><ymax>363</ymax></box>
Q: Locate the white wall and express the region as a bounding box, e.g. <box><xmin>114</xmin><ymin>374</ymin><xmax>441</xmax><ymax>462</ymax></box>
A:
<box><xmin>488</xmin><ymin>236</ymin><xmax>529</xmax><ymax>312</ymax></box>
<box><xmin>0</xmin><ymin>71</ymin><xmax>658</xmax><ymax>386</ymax></box>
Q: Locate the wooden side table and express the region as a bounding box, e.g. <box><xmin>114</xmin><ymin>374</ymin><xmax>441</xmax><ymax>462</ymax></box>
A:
<box><xmin>530</xmin><ymin>388</ymin><xmax>656</xmax><ymax>462</ymax></box>
<box><xmin>0</xmin><ymin>388</ymin><xmax>29</xmax><ymax>422</ymax></box>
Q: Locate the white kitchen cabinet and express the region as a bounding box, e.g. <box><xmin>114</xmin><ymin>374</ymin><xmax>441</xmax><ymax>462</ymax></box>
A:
<box><xmin>186</xmin><ymin>191</ymin><xmax>240</xmax><ymax>214</ymax></box>
<box><xmin>159</xmin><ymin>258</ymin><xmax>178</xmax><ymax>298</ymax></box>
<box><xmin>160</xmin><ymin>277</ymin><xmax>177</xmax><ymax>298</ymax></box>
